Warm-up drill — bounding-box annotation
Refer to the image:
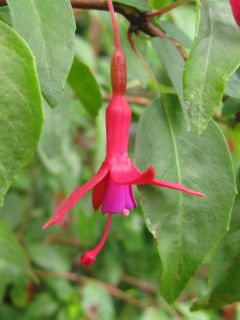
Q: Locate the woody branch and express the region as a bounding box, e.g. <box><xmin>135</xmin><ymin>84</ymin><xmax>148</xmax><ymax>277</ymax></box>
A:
<box><xmin>0</xmin><ymin>0</ymin><xmax>188</xmax><ymax>59</ymax></box>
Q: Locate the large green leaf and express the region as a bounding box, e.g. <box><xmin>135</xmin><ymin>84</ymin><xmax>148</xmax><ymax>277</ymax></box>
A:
<box><xmin>192</xmin><ymin>170</ymin><xmax>240</xmax><ymax>310</ymax></box>
<box><xmin>7</xmin><ymin>0</ymin><xmax>76</xmax><ymax>107</ymax></box>
<box><xmin>135</xmin><ymin>95</ymin><xmax>236</xmax><ymax>303</ymax></box>
<box><xmin>0</xmin><ymin>223</ymin><xmax>34</xmax><ymax>278</ymax></box>
<box><xmin>68</xmin><ymin>57</ymin><xmax>102</xmax><ymax>118</ymax></box>
<box><xmin>184</xmin><ymin>0</ymin><xmax>240</xmax><ymax>134</ymax></box>
<box><xmin>0</xmin><ymin>20</ymin><xmax>43</xmax><ymax>206</ymax></box>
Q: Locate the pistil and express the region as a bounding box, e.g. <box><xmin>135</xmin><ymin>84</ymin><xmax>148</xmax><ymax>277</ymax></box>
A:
<box><xmin>80</xmin><ymin>214</ymin><xmax>113</xmax><ymax>267</ymax></box>
<box><xmin>123</xmin><ymin>208</ymin><xmax>129</xmax><ymax>216</ymax></box>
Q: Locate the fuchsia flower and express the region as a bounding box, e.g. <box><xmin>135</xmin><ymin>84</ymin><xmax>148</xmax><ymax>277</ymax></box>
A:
<box><xmin>230</xmin><ymin>0</ymin><xmax>240</xmax><ymax>26</ymax></box>
<box><xmin>43</xmin><ymin>0</ymin><xmax>205</xmax><ymax>267</ymax></box>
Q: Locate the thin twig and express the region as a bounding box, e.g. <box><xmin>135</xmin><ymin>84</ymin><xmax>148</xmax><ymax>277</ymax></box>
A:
<box><xmin>122</xmin><ymin>274</ymin><xmax>158</xmax><ymax>294</ymax></box>
<box><xmin>36</xmin><ymin>270</ymin><xmax>146</xmax><ymax>309</ymax></box>
<box><xmin>45</xmin><ymin>235</ymin><xmax>84</xmax><ymax>247</ymax></box>
<box><xmin>145</xmin><ymin>0</ymin><xmax>194</xmax><ymax>18</ymax></box>
<box><xmin>146</xmin><ymin>23</ymin><xmax>188</xmax><ymax>59</ymax></box>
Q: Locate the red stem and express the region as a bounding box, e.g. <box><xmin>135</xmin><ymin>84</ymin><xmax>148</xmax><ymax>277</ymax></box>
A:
<box><xmin>91</xmin><ymin>214</ymin><xmax>112</xmax><ymax>255</ymax></box>
<box><xmin>107</xmin><ymin>0</ymin><xmax>121</xmax><ymax>50</ymax></box>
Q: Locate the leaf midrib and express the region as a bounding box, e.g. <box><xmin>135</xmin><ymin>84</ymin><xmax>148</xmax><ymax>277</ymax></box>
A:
<box><xmin>162</xmin><ymin>98</ymin><xmax>183</xmax><ymax>285</ymax></box>
<box><xmin>197</xmin><ymin>2</ymin><xmax>214</xmax><ymax>130</ymax></box>
<box><xmin>29</xmin><ymin>0</ymin><xmax>51</xmax><ymax>79</ymax></box>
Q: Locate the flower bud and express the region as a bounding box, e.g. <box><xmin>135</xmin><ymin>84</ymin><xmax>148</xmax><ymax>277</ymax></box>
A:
<box><xmin>111</xmin><ymin>49</ymin><xmax>127</xmax><ymax>95</ymax></box>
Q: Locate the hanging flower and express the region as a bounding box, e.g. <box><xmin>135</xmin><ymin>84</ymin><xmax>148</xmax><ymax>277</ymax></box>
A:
<box><xmin>43</xmin><ymin>91</ymin><xmax>204</xmax><ymax>267</ymax></box>
<box><xmin>230</xmin><ymin>0</ymin><xmax>240</xmax><ymax>26</ymax></box>
<box><xmin>43</xmin><ymin>0</ymin><xmax>205</xmax><ymax>267</ymax></box>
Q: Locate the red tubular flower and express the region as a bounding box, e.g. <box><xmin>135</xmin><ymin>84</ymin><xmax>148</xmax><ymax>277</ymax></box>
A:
<box><xmin>43</xmin><ymin>0</ymin><xmax>205</xmax><ymax>267</ymax></box>
<box><xmin>230</xmin><ymin>0</ymin><xmax>240</xmax><ymax>26</ymax></box>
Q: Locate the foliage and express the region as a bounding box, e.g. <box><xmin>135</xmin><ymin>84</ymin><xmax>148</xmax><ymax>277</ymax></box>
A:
<box><xmin>0</xmin><ymin>0</ymin><xmax>240</xmax><ymax>319</ymax></box>
<box><xmin>135</xmin><ymin>96</ymin><xmax>236</xmax><ymax>303</ymax></box>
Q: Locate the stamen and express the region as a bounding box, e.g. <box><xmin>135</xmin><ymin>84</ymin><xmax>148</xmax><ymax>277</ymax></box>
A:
<box><xmin>80</xmin><ymin>214</ymin><xmax>113</xmax><ymax>267</ymax></box>
<box><xmin>122</xmin><ymin>208</ymin><xmax>129</xmax><ymax>216</ymax></box>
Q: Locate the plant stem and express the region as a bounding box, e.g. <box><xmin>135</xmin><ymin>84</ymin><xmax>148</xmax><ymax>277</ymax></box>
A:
<box><xmin>146</xmin><ymin>23</ymin><xmax>188</xmax><ymax>59</ymax></box>
<box><xmin>145</xmin><ymin>0</ymin><xmax>194</xmax><ymax>18</ymax></box>
<box><xmin>122</xmin><ymin>274</ymin><xmax>158</xmax><ymax>293</ymax></box>
<box><xmin>0</xmin><ymin>0</ymin><xmax>188</xmax><ymax>59</ymax></box>
<box><xmin>36</xmin><ymin>269</ymin><xmax>146</xmax><ymax>309</ymax></box>
<box><xmin>106</xmin><ymin>0</ymin><xmax>121</xmax><ymax>50</ymax></box>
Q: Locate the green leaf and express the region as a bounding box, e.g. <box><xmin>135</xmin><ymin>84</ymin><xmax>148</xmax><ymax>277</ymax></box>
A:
<box><xmin>0</xmin><ymin>261</ymin><xmax>18</xmax><ymax>302</ymax></box>
<box><xmin>10</xmin><ymin>277</ymin><xmax>29</xmax><ymax>308</ymax></box>
<box><xmin>0</xmin><ymin>304</ymin><xmax>22</xmax><ymax>320</ymax></box>
<box><xmin>75</xmin><ymin>36</ymin><xmax>96</xmax><ymax>69</ymax></box>
<box><xmin>0</xmin><ymin>20</ymin><xmax>43</xmax><ymax>206</ymax></box>
<box><xmin>82</xmin><ymin>282</ymin><xmax>115</xmax><ymax>320</ymax></box>
<box><xmin>0</xmin><ymin>223</ymin><xmax>34</xmax><ymax>278</ymax></box>
<box><xmin>38</xmin><ymin>88</ymin><xmax>81</xmax><ymax>193</ymax></box>
<box><xmin>192</xmin><ymin>170</ymin><xmax>240</xmax><ymax>310</ymax></box>
<box><xmin>222</xmin><ymin>97</ymin><xmax>240</xmax><ymax>118</ymax></box>
<box><xmin>115</xmin><ymin>0</ymin><xmax>150</xmax><ymax>11</ymax></box>
<box><xmin>28</xmin><ymin>243</ymin><xmax>70</xmax><ymax>273</ymax></box>
<box><xmin>68</xmin><ymin>57</ymin><xmax>102</xmax><ymax>118</ymax></box>
<box><xmin>151</xmin><ymin>0</ymin><xmax>171</xmax><ymax>9</ymax></box>
<box><xmin>95</xmin><ymin>106</ymin><xmax>107</xmax><ymax>170</ymax></box>
<box><xmin>225</xmin><ymin>69</ymin><xmax>240</xmax><ymax>99</ymax></box>
<box><xmin>23</xmin><ymin>293</ymin><xmax>59</xmax><ymax>320</ymax></box>
<box><xmin>0</xmin><ymin>193</ymin><xmax>27</xmax><ymax>230</ymax></box>
<box><xmin>158</xmin><ymin>21</ymin><xmax>192</xmax><ymax>49</ymax></box>
<box><xmin>135</xmin><ymin>95</ymin><xmax>236</xmax><ymax>303</ymax></box>
<box><xmin>44</xmin><ymin>278</ymin><xmax>74</xmax><ymax>303</ymax></box>
<box><xmin>0</xmin><ymin>6</ymin><xmax>11</xmax><ymax>25</ymax></box>
<box><xmin>141</xmin><ymin>307</ymin><xmax>171</xmax><ymax>320</ymax></box>
<box><xmin>152</xmin><ymin>38</ymin><xmax>188</xmax><ymax>123</ymax></box>
<box><xmin>184</xmin><ymin>0</ymin><xmax>240</xmax><ymax>134</ymax></box>
<box><xmin>7</xmin><ymin>0</ymin><xmax>76</xmax><ymax>107</ymax></box>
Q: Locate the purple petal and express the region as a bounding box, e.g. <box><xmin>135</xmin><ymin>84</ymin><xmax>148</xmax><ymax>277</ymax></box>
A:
<box><xmin>125</xmin><ymin>185</ymin><xmax>137</xmax><ymax>209</ymax></box>
<box><xmin>102</xmin><ymin>177</ymin><xmax>137</xmax><ymax>214</ymax></box>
